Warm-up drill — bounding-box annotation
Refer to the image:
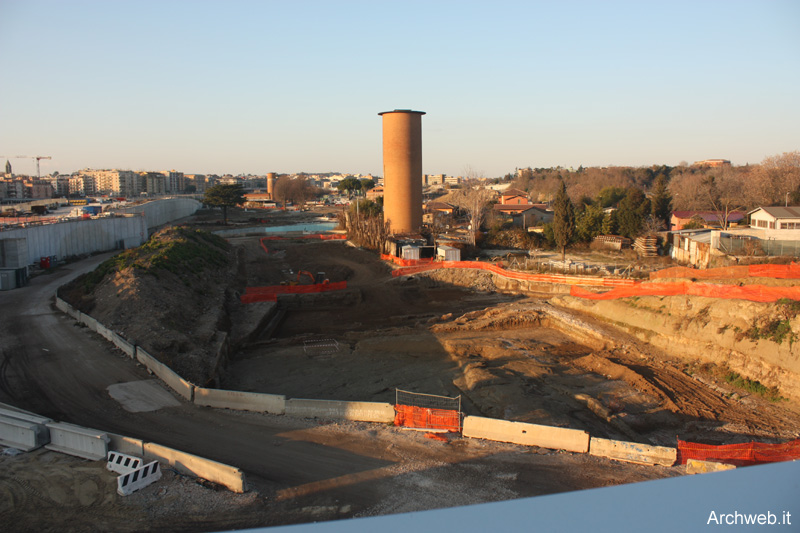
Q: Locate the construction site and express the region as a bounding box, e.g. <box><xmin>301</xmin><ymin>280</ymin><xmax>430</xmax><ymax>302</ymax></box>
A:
<box><xmin>2</xmin><ymin>111</ymin><xmax>799</xmax><ymax>531</ymax></box>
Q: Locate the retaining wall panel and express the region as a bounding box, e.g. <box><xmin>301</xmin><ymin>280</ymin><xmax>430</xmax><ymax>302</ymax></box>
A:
<box><xmin>462</xmin><ymin>416</ymin><xmax>590</xmax><ymax>453</ymax></box>
<box><xmin>95</xmin><ymin>322</ymin><xmax>115</xmax><ymax>343</ymax></box>
<box><xmin>194</xmin><ymin>388</ymin><xmax>285</xmax><ymax>414</ymax></box>
<box><xmin>285</xmin><ymin>399</ymin><xmax>395</xmax><ymax>423</ymax></box>
<box><xmin>135</xmin><ymin>347</ymin><xmax>194</xmax><ymax>401</ymax></box>
<box><xmin>143</xmin><ymin>442</ymin><xmax>246</xmax><ymax>493</ymax></box>
<box><xmin>80</xmin><ymin>313</ymin><xmax>99</xmax><ymax>332</ymax></box>
<box><xmin>589</xmin><ymin>437</ymin><xmax>677</xmax><ymax>466</ymax></box>
<box><xmin>112</xmin><ymin>332</ymin><xmax>135</xmax><ymax>358</ymax></box>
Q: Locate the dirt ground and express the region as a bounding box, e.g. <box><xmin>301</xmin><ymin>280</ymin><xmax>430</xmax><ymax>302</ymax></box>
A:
<box><xmin>5</xmin><ymin>206</ymin><xmax>799</xmax><ymax>531</ymax></box>
<box><xmin>224</xmin><ymin>229</ymin><xmax>800</xmax><ymax>448</ymax></box>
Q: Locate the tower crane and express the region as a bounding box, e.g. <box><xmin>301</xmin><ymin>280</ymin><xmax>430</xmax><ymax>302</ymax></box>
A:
<box><xmin>0</xmin><ymin>155</ymin><xmax>52</xmax><ymax>177</ymax></box>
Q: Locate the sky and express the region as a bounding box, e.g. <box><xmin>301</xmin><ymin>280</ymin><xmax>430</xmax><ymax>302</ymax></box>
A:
<box><xmin>1</xmin><ymin>1</ymin><xmax>798</xmax><ymax>178</ymax></box>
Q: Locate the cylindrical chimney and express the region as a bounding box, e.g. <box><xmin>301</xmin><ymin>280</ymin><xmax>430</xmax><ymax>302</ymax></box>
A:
<box><xmin>267</xmin><ymin>172</ymin><xmax>276</xmax><ymax>198</ymax></box>
<box><xmin>379</xmin><ymin>109</ymin><xmax>425</xmax><ymax>234</ymax></box>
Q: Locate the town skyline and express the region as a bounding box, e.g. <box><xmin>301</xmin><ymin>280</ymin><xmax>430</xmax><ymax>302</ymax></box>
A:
<box><xmin>1</xmin><ymin>1</ymin><xmax>798</xmax><ymax>178</ymax></box>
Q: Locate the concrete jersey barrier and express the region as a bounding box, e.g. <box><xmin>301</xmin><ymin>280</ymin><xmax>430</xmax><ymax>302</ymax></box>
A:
<box><xmin>285</xmin><ymin>399</ymin><xmax>395</xmax><ymax>423</ymax></box>
<box><xmin>462</xmin><ymin>416</ymin><xmax>590</xmax><ymax>453</ymax></box>
<box><xmin>194</xmin><ymin>387</ymin><xmax>285</xmax><ymax>415</ymax></box>
<box><xmin>144</xmin><ymin>442</ymin><xmax>246</xmax><ymax>493</ymax></box>
<box><xmin>0</xmin><ymin>415</ymin><xmax>50</xmax><ymax>451</ymax></box>
<box><xmin>46</xmin><ymin>421</ymin><xmax>110</xmax><ymax>461</ymax></box>
<box><xmin>589</xmin><ymin>437</ymin><xmax>677</xmax><ymax>466</ymax></box>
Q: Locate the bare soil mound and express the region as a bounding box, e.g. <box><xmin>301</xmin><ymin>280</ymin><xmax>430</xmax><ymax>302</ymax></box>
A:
<box><xmin>58</xmin><ymin>227</ymin><xmax>242</xmax><ymax>385</ymax></box>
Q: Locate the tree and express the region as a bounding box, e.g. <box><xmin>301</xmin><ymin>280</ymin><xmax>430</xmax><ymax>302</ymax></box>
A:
<box><xmin>595</xmin><ymin>186</ymin><xmax>627</xmax><ymax>208</ymax></box>
<box><xmin>449</xmin><ymin>186</ymin><xmax>495</xmax><ymax>246</ymax></box>
<box><xmin>202</xmin><ymin>183</ymin><xmax>245</xmax><ymax>224</ymax></box>
<box><xmin>575</xmin><ymin>203</ymin><xmax>605</xmax><ymax>242</ymax></box>
<box><xmin>704</xmin><ymin>169</ymin><xmax>746</xmax><ymax>229</ymax></box>
<box><xmin>552</xmin><ymin>180</ymin><xmax>575</xmax><ymax>263</ymax></box>
<box><xmin>601</xmin><ymin>210</ymin><xmax>619</xmax><ymax>235</ymax></box>
<box><xmin>616</xmin><ymin>187</ymin><xmax>650</xmax><ymax>238</ymax></box>
<box><xmin>650</xmin><ymin>174</ymin><xmax>673</xmax><ymax>230</ymax></box>
<box><xmin>337</xmin><ymin>177</ymin><xmax>361</xmax><ymax>196</ymax></box>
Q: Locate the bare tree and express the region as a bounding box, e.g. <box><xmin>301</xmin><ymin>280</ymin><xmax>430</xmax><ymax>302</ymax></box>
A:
<box><xmin>705</xmin><ymin>167</ymin><xmax>747</xmax><ymax>229</ymax></box>
<box><xmin>449</xmin><ymin>186</ymin><xmax>495</xmax><ymax>246</ymax></box>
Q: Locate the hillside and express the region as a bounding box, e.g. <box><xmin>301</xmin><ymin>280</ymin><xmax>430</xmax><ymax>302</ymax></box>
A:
<box><xmin>58</xmin><ymin>226</ymin><xmax>241</xmax><ymax>385</ymax></box>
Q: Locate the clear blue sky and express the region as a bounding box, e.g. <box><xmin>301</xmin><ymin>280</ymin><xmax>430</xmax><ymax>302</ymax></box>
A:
<box><xmin>1</xmin><ymin>0</ymin><xmax>798</xmax><ymax>178</ymax></box>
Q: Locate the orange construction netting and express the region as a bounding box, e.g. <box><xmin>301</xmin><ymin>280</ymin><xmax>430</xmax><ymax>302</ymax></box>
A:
<box><xmin>677</xmin><ymin>438</ymin><xmax>800</xmax><ymax>467</ymax></box>
<box><xmin>570</xmin><ymin>282</ymin><xmax>800</xmax><ymax>303</ymax></box>
<box><xmin>394</xmin><ymin>404</ymin><xmax>461</xmax><ymax>433</ymax></box>
<box><xmin>240</xmin><ymin>281</ymin><xmax>348</xmax><ymax>303</ymax></box>
<box><xmin>651</xmin><ymin>263</ymin><xmax>800</xmax><ymax>280</ymax></box>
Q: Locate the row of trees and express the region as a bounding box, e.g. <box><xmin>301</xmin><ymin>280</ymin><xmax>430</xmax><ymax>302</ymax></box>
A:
<box><xmin>514</xmin><ymin>152</ymin><xmax>800</xmax><ymax>215</ymax></box>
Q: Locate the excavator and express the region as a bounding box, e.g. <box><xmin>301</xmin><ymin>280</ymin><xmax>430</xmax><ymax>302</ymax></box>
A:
<box><xmin>284</xmin><ymin>270</ymin><xmax>328</xmax><ymax>286</ymax></box>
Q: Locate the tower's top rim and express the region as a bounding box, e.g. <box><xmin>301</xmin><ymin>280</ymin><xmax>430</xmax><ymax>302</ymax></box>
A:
<box><xmin>378</xmin><ymin>109</ymin><xmax>426</xmax><ymax>116</ymax></box>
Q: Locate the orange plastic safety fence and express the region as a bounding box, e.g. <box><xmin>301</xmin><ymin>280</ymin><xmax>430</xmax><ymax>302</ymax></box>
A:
<box><xmin>677</xmin><ymin>439</ymin><xmax>800</xmax><ymax>467</ymax></box>
<box><xmin>650</xmin><ymin>263</ymin><xmax>800</xmax><ymax>281</ymax></box>
<box><xmin>240</xmin><ymin>281</ymin><xmax>347</xmax><ymax>303</ymax></box>
<box><xmin>571</xmin><ymin>282</ymin><xmax>800</xmax><ymax>303</ymax></box>
<box><xmin>393</xmin><ymin>404</ymin><xmax>461</xmax><ymax>432</ymax></box>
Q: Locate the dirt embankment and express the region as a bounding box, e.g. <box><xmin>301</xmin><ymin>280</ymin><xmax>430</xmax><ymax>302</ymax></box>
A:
<box><xmin>57</xmin><ymin>226</ymin><xmax>246</xmax><ymax>386</ymax></box>
<box><xmin>551</xmin><ymin>294</ymin><xmax>800</xmax><ymax>402</ymax></box>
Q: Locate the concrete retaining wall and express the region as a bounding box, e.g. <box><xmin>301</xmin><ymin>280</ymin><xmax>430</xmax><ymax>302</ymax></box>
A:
<box><xmin>46</xmin><ymin>421</ymin><xmax>109</xmax><ymax>460</ymax></box>
<box><xmin>81</xmin><ymin>312</ymin><xmax>98</xmax><ymax>332</ymax></box>
<box><xmin>462</xmin><ymin>416</ymin><xmax>590</xmax><ymax>453</ymax></box>
<box><xmin>111</xmin><ymin>332</ymin><xmax>135</xmax><ymax>358</ymax></box>
<box><xmin>194</xmin><ymin>388</ymin><xmax>285</xmax><ymax>415</ymax></box>
<box><xmin>55</xmin><ymin>297</ymin><xmax>81</xmax><ymax>320</ymax></box>
<box><xmin>144</xmin><ymin>442</ymin><xmax>246</xmax><ymax>493</ymax></box>
<box><xmin>589</xmin><ymin>437</ymin><xmax>677</xmax><ymax>466</ymax></box>
<box><xmin>115</xmin><ymin>198</ymin><xmax>201</xmax><ymax>229</ymax></box>
<box><xmin>285</xmin><ymin>399</ymin><xmax>395</xmax><ymax>423</ymax></box>
<box><xmin>135</xmin><ymin>347</ymin><xmax>194</xmax><ymax>401</ymax></box>
<box><xmin>0</xmin><ymin>215</ymin><xmax>147</xmax><ymax>266</ymax></box>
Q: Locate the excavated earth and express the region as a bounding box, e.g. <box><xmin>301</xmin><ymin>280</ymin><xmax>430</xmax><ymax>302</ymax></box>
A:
<box><xmin>225</xmin><ymin>235</ymin><xmax>800</xmax><ymax>447</ymax></box>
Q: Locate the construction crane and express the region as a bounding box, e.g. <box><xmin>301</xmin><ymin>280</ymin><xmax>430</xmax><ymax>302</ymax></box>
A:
<box><xmin>0</xmin><ymin>155</ymin><xmax>52</xmax><ymax>177</ymax></box>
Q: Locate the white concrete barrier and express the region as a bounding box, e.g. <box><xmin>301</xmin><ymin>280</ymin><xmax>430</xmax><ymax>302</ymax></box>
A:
<box><xmin>285</xmin><ymin>399</ymin><xmax>395</xmax><ymax>423</ymax></box>
<box><xmin>117</xmin><ymin>460</ymin><xmax>162</xmax><ymax>496</ymax></box>
<box><xmin>107</xmin><ymin>451</ymin><xmax>143</xmax><ymax>474</ymax></box>
<box><xmin>136</xmin><ymin>347</ymin><xmax>194</xmax><ymax>401</ymax></box>
<box><xmin>107</xmin><ymin>432</ymin><xmax>145</xmax><ymax>456</ymax></box>
<box><xmin>143</xmin><ymin>442</ymin><xmax>246</xmax><ymax>493</ymax></box>
<box><xmin>462</xmin><ymin>416</ymin><xmax>590</xmax><ymax>453</ymax></box>
<box><xmin>194</xmin><ymin>387</ymin><xmax>285</xmax><ymax>415</ymax></box>
<box><xmin>0</xmin><ymin>415</ymin><xmax>50</xmax><ymax>451</ymax></box>
<box><xmin>0</xmin><ymin>405</ymin><xmax>52</xmax><ymax>426</ymax></box>
<box><xmin>45</xmin><ymin>422</ymin><xmax>110</xmax><ymax>460</ymax></box>
<box><xmin>589</xmin><ymin>437</ymin><xmax>677</xmax><ymax>466</ymax></box>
